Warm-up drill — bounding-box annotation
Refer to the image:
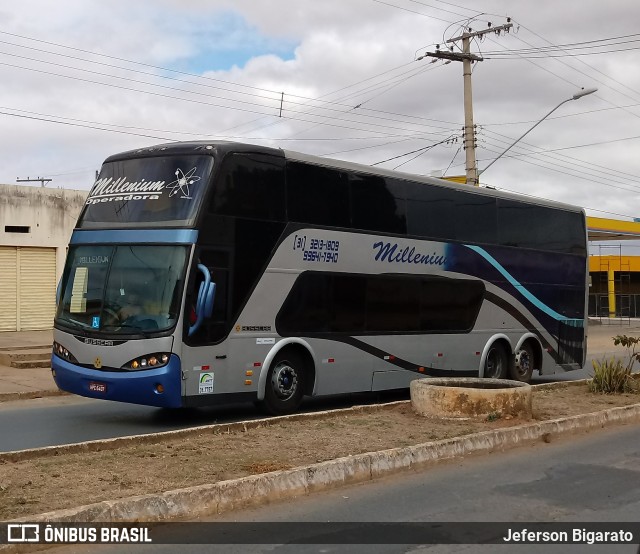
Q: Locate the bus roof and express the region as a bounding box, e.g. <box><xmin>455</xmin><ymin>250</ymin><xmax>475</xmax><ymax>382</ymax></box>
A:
<box><xmin>102</xmin><ymin>140</ymin><xmax>584</xmax><ymax>216</ymax></box>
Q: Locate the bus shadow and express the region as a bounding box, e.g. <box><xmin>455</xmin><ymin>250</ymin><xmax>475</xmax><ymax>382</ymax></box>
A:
<box><xmin>149</xmin><ymin>389</ymin><xmax>411</xmax><ymax>427</ymax></box>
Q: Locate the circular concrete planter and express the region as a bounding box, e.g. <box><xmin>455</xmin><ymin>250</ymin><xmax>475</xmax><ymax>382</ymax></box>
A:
<box><xmin>410</xmin><ymin>377</ymin><xmax>532</xmax><ymax>420</ymax></box>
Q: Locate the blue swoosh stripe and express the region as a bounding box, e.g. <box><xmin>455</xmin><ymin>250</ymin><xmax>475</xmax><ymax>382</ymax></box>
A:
<box><xmin>465</xmin><ymin>244</ymin><xmax>581</xmax><ymax>324</ymax></box>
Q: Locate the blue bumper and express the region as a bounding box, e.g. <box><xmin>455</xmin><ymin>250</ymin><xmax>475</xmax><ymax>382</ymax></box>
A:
<box><xmin>51</xmin><ymin>354</ymin><xmax>183</xmax><ymax>408</ymax></box>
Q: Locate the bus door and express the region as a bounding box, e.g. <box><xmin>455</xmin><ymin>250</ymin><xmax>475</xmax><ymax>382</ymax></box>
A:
<box><xmin>181</xmin><ymin>249</ymin><xmax>231</xmax><ymax>404</ymax></box>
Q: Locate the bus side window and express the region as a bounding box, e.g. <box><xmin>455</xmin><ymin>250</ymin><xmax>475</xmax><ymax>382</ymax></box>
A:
<box><xmin>286</xmin><ymin>162</ymin><xmax>350</xmax><ymax>227</ymax></box>
<box><xmin>209</xmin><ymin>153</ymin><xmax>285</xmax><ymax>221</ymax></box>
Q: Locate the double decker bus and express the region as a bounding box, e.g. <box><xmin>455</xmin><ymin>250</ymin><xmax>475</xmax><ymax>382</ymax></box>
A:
<box><xmin>52</xmin><ymin>141</ymin><xmax>587</xmax><ymax>415</ymax></box>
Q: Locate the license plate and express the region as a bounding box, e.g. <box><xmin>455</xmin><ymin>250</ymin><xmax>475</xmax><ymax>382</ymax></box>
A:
<box><xmin>88</xmin><ymin>381</ymin><xmax>107</xmax><ymax>393</ymax></box>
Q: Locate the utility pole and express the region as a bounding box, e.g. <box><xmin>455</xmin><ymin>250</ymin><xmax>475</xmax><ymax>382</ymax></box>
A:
<box><xmin>421</xmin><ymin>21</ymin><xmax>513</xmax><ymax>185</ymax></box>
<box><xmin>16</xmin><ymin>176</ymin><xmax>52</xmax><ymax>187</ymax></box>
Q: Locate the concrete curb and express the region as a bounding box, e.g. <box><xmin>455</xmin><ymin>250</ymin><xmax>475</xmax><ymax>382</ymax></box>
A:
<box><xmin>7</xmin><ymin>382</ymin><xmax>640</xmax><ymax>525</ymax></box>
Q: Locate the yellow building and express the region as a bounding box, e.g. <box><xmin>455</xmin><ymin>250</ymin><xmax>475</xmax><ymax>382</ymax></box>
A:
<box><xmin>587</xmin><ymin>217</ymin><xmax>640</xmax><ymax>319</ymax></box>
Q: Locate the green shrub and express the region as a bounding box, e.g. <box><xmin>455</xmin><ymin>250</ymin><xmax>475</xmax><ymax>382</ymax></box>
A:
<box><xmin>590</xmin><ymin>358</ymin><xmax>636</xmax><ymax>393</ymax></box>
<box><xmin>589</xmin><ymin>334</ymin><xmax>640</xmax><ymax>394</ymax></box>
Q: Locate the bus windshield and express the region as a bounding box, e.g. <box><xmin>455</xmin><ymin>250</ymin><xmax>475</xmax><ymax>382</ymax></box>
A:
<box><xmin>55</xmin><ymin>245</ymin><xmax>188</xmax><ymax>335</ymax></box>
<box><xmin>78</xmin><ymin>154</ymin><xmax>214</xmax><ymax>228</ymax></box>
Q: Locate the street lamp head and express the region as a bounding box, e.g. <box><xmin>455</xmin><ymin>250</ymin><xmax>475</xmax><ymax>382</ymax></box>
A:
<box><xmin>572</xmin><ymin>87</ymin><xmax>598</xmax><ymax>100</ymax></box>
<box><xmin>478</xmin><ymin>85</ymin><xmax>598</xmax><ymax>179</ymax></box>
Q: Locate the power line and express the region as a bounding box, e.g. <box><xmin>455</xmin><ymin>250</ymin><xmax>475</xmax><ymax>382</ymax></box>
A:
<box><xmin>476</xmin><ymin>142</ymin><xmax>640</xmax><ymax>196</ymax></box>
<box><xmin>371</xmin><ymin>135</ymin><xmax>457</xmax><ymax>165</ymax></box>
<box><xmin>0</xmin><ymin>30</ymin><xmax>284</xmax><ymax>97</ymax></box>
<box><xmin>322</xmin><ymin>136</ymin><xmax>421</xmax><ymax>157</ymax></box>
<box><xmin>483</xmin><ymin>23</ymin><xmax>640</xmax><ymax>132</ymax></box>
<box><xmin>0</xmin><ymin>59</ymin><xmax>460</xmax><ymax>138</ymax></box>
<box><xmin>482</xmin><ymin>128</ymin><xmax>640</xmax><ymax>184</ymax></box>
<box><xmin>0</xmin><ymin>52</ymin><xmax>456</xmax><ymax>135</ymax></box>
<box><xmin>279</xmin><ymin>63</ymin><xmax>445</xmax><ymax>143</ymax></box>
<box><xmin>481</xmin><ymin>102</ymin><xmax>640</xmax><ymax>127</ymax></box>
<box><xmin>370</xmin><ymin>0</ymin><xmax>457</xmax><ymax>23</ymax></box>
<box><xmin>484</xmin><ymin>34</ymin><xmax>582</xmax><ymax>89</ymax></box>
<box><xmin>482</xmin><ymin>33</ymin><xmax>640</xmax><ymax>56</ymax></box>
<box><xmin>0</xmin><ymin>31</ymin><xmax>460</xmax><ymax>134</ymax></box>
<box><xmin>506</xmin><ymin>23</ymin><xmax>640</xmax><ymax>108</ymax></box>
<box><xmin>479</xmin><ymin>134</ymin><xmax>640</xmax><ymax>194</ymax></box>
<box><xmin>486</xmin><ymin>45</ymin><xmax>640</xmax><ymax>59</ymax></box>
<box><xmin>0</xmin><ymin>109</ymin><xmax>172</xmax><ymax>141</ymax></box>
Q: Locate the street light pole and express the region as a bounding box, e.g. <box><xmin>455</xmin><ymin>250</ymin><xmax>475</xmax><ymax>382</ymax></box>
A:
<box><xmin>478</xmin><ymin>87</ymin><xmax>598</xmax><ymax>179</ymax></box>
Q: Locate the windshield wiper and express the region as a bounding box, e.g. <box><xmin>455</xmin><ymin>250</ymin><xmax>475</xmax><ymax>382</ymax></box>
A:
<box><xmin>100</xmin><ymin>323</ymin><xmax>153</xmax><ymax>337</ymax></box>
<box><xmin>57</xmin><ymin>318</ymin><xmax>90</xmax><ymax>331</ymax></box>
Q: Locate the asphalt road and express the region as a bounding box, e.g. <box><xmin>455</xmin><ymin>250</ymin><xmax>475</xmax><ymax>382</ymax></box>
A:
<box><xmin>0</xmin><ymin>359</ymin><xmax>596</xmax><ymax>453</ymax></box>
<box><xmin>0</xmin><ymin>388</ymin><xmax>409</xmax><ymax>452</ymax></box>
<box><xmin>42</xmin><ymin>421</ymin><xmax>640</xmax><ymax>553</ymax></box>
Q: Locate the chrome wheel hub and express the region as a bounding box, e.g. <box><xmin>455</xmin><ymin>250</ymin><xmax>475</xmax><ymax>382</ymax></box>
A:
<box><xmin>271</xmin><ymin>362</ymin><xmax>298</xmax><ymax>400</ymax></box>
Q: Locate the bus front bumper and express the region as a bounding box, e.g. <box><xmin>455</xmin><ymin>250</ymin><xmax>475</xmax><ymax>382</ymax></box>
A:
<box><xmin>51</xmin><ymin>354</ymin><xmax>183</xmax><ymax>408</ymax></box>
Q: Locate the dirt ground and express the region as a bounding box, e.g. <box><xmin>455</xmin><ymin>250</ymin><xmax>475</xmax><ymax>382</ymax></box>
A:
<box><xmin>1</xmin><ymin>383</ymin><xmax>640</xmax><ymax>521</ymax></box>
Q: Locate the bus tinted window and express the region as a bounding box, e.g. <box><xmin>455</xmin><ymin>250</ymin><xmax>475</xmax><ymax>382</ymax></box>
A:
<box><xmin>366</xmin><ymin>275</ymin><xmax>419</xmax><ymax>332</ymax></box>
<box><xmin>405</xmin><ymin>182</ymin><xmax>456</xmax><ymax>240</ymax></box>
<box><xmin>455</xmin><ymin>193</ymin><xmax>497</xmax><ymax>244</ymax></box>
<box><xmin>498</xmin><ymin>199</ymin><xmax>586</xmax><ymax>255</ymax></box>
<box><xmin>350</xmin><ymin>175</ymin><xmax>407</xmax><ymax>234</ymax></box>
<box><xmin>277</xmin><ymin>272</ymin><xmax>484</xmax><ymax>335</ymax></box>
<box><xmin>332</xmin><ymin>274</ymin><xmax>366</xmax><ymax>332</ymax></box>
<box><xmin>286</xmin><ymin>162</ymin><xmax>350</xmax><ymax>227</ymax></box>
<box><xmin>210</xmin><ymin>153</ymin><xmax>285</xmax><ymax>221</ymax></box>
<box><xmin>498</xmin><ymin>200</ymin><xmax>533</xmax><ymax>248</ymax></box>
<box><xmin>420</xmin><ymin>276</ymin><xmax>485</xmax><ymax>331</ymax></box>
<box><xmin>275</xmin><ymin>272</ymin><xmax>331</xmax><ymax>333</ymax></box>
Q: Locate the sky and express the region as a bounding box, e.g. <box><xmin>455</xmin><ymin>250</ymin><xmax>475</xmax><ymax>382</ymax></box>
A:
<box><xmin>2</xmin><ymin>0</ymin><xmax>640</xmax><ymax>226</ymax></box>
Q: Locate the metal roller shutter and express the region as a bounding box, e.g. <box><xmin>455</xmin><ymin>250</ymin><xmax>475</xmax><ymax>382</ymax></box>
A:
<box><xmin>0</xmin><ymin>247</ymin><xmax>18</xmax><ymax>331</ymax></box>
<box><xmin>18</xmin><ymin>247</ymin><xmax>57</xmax><ymax>331</ymax></box>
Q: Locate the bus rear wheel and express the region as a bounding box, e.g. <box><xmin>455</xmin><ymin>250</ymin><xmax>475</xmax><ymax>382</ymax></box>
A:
<box><xmin>263</xmin><ymin>351</ymin><xmax>306</xmax><ymax>416</ymax></box>
<box><xmin>483</xmin><ymin>343</ymin><xmax>508</xmax><ymax>379</ymax></box>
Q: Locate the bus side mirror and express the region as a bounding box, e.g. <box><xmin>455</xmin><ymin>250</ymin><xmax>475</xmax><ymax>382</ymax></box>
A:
<box><xmin>203</xmin><ymin>282</ymin><xmax>216</xmax><ymax>318</ymax></box>
<box><xmin>188</xmin><ymin>264</ymin><xmax>216</xmax><ymax>336</ymax></box>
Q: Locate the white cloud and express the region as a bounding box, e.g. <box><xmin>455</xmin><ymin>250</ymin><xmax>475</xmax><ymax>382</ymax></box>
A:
<box><xmin>1</xmin><ymin>0</ymin><xmax>640</xmax><ymax>221</ymax></box>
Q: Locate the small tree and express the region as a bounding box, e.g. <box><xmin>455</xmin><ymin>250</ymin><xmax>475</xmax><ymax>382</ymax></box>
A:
<box><xmin>590</xmin><ymin>335</ymin><xmax>639</xmax><ymax>394</ymax></box>
<box><xmin>612</xmin><ymin>335</ymin><xmax>640</xmax><ymax>370</ymax></box>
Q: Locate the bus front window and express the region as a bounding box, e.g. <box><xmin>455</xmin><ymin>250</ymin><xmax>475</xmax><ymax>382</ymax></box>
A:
<box><xmin>56</xmin><ymin>245</ymin><xmax>188</xmax><ymax>335</ymax></box>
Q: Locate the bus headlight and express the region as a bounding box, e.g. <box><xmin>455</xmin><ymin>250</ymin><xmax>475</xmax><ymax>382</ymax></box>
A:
<box><xmin>53</xmin><ymin>341</ymin><xmax>78</xmax><ymax>363</ymax></box>
<box><xmin>122</xmin><ymin>353</ymin><xmax>170</xmax><ymax>371</ymax></box>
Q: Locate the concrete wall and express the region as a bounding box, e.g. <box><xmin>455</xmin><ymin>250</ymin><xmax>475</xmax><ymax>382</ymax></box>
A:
<box><xmin>0</xmin><ymin>184</ymin><xmax>88</xmax><ymax>280</ymax></box>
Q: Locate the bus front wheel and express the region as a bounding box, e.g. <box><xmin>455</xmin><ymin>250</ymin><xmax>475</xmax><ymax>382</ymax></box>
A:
<box><xmin>483</xmin><ymin>343</ymin><xmax>508</xmax><ymax>379</ymax></box>
<box><xmin>263</xmin><ymin>350</ymin><xmax>306</xmax><ymax>416</ymax></box>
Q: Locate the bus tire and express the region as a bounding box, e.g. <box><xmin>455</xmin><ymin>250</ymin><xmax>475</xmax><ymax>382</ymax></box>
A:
<box><xmin>483</xmin><ymin>342</ymin><xmax>508</xmax><ymax>379</ymax></box>
<box><xmin>510</xmin><ymin>342</ymin><xmax>534</xmax><ymax>382</ymax></box>
<box><xmin>263</xmin><ymin>350</ymin><xmax>306</xmax><ymax>416</ymax></box>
